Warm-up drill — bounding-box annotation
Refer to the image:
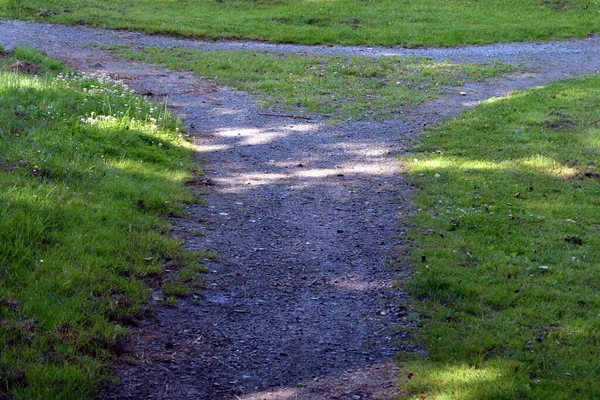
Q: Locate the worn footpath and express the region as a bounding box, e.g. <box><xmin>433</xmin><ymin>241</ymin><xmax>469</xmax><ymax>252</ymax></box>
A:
<box><xmin>1</xmin><ymin>20</ymin><xmax>600</xmax><ymax>400</ymax></box>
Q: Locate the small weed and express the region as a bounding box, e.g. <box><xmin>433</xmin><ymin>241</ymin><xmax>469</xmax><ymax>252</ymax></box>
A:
<box><xmin>158</xmin><ymin>250</ymin><xmax>208</xmax><ymax>297</ymax></box>
<box><xmin>199</xmin><ymin>250</ymin><xmax>218</xmax><ymax>262</ymax></box>
<box><xmin>165</xmin><ymin>296</ymin><xmax>178</xmax><ymax>307</ymax></box>
<box><xmin>162</xmin><ymin>282</ymin><xmax>187</xmax><ymax>297</ymax></box>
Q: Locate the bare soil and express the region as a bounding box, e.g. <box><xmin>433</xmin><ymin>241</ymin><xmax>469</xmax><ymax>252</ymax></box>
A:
<box><xmin>1</xmin><ymin>20</ymin><xmax>600</xmax><ymax>400</ymax></box>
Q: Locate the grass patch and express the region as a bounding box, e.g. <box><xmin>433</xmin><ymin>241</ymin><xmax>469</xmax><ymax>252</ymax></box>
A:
<box><xmin>0</xmin><ymin>0</ymin><xmax>599</xmax><ymax>46</ymax></box>
<box><xmin>400</xmin><ymin>74</ymin><xmax>600</xmax><ymax>398</ymax></box>
<box><xmin>107</xmin><ymin>45</ymin><xmax>516</xmax><ymax>120</ymax></box>
<box><xmin>0</xmin><ymin>47</ymin><xmax>204</xmax><ymax>398</ymax></box>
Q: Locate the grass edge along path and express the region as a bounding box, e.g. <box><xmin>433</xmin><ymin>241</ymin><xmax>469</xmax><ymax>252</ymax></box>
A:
<box><xmin>0</xmin><ymin>47</ymin><xmax>206</xmax><ymax>399</ymax></box>
<box><xmin>0</xmin><ymin>0</ymin><xmax>599</xmax><ymax>47</ymax></box>
<box><xmin>106</xmin><ymin>45</ymin><xmax>517</xmax><ymax>121</ymax></box>
<box><xmin>399</xmin><ymin>74</ymin><xmax>600</xmax><ymax>399</ymax></box>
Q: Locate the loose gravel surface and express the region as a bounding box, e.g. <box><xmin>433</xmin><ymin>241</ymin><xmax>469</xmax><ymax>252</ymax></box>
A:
<box><xmin>2</xmin><ymin>20</ymin><xmax>600</xmax><ymax>400</ymax></box>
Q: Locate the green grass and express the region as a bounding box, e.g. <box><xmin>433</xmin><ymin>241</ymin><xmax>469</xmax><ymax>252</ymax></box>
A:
<box><xmin>400</xmin><ymin>74</ymin><xmax>600</xmax><ymax>398</ymax></box>
<box><xmin>0</xmin><ymin>47</ymin><xmax>205</xmax><ymax>399</ymax></box>
<box><xmin>1</xmin><ymin>0</ymin><xmax>599</xmax><ymax>46</ymax></box>
<box><xmin>107</xmin><ymin>45</ymin><xmax>516</xmax><ymax>120</ymax></box>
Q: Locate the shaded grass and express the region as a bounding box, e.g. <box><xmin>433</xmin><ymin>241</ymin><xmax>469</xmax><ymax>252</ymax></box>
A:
<box><xmin>0</xmin><ymin>48</ymin><xmax>204</xmax><ymax>399</ymax></box>
<box><xmin>0</xmin><ymin>0</ymin><xmax>599</xmax><ymax>46</ymax></box>
<box><xmin>400</xmin><ymin>75</ymin><xmax>600</xmax><ymax>398</ymax></box>
<box><xmin>107</xmin><ymin>45</ymin><xmax>516</xmax><ymax>120</ymax></box>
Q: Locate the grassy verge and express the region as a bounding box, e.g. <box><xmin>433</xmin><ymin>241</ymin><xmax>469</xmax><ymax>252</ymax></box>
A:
<box><xmin>1</xmin><ymin>0</ymin><xmax>599</xmax><ymax>47</ymax></box>
<box><xmin>400</xmin><ymin>75</ymin><xmax>600</xmax><ymax>398</ymax></box>
<box><xmin>106</xmin><ymin>45</ymin><xmax>516</xmax><ymax>120</ymax></box>
<box><xmin>0</xmin><ymin>47</ymin><xmax>205</xmax><ymax>399</ymax></box>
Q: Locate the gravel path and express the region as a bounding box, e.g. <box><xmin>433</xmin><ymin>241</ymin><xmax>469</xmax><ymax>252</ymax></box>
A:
<box><xmin>2</xmin><ymin>20</ymin><xmax>600</xmax><ymax>65</ymax></box>
<box><xmin>1</xmin><ymin>20</ymin><xmax>600</xmax><ymax>400</ymax></box>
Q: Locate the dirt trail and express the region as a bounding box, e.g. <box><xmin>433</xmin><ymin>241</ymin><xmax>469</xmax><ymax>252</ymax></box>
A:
<box><xmin>1</xmin><ymin>20</ymin><xmax>600</xmax><ymax>400</ymax></box>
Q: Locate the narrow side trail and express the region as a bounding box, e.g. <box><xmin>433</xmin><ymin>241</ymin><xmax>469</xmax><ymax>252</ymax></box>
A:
<box><xmin>2</xmin><ymin>20</ymin><xmax>600</xmax><ymax>400</ymax></box>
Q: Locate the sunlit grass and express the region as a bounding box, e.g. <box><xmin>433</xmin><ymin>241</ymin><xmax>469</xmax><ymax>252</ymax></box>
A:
<box><xmin>0</xmin><ymin>0</ymin><xmax>599</xmax><ymax>46</ymax></box>
<box><xmin>106</xmin><ymin>45</ymin><xmax>517</xmax><ymax>120</ymax></box>
<box><xmin>400</xmin><ymin>74</ymin><xmax>600</xmax><ymax>398</ymax></box>
<box><xmin>401</xmin><ymin>360</ymin><xmax>527</xmax><ymax>400</ymax></box>
<box><xmin>0</xmin><ymin>47</ymin><xmax>203</xmax><ymax>399</ymax></box>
